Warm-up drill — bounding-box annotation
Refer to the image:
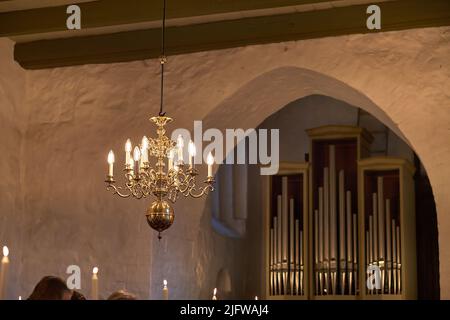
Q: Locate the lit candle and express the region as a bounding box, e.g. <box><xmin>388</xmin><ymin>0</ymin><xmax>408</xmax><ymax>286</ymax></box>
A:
<box><xmin>91</xmin><ymin>267</ymin><xmax>99</xmax><ymax>300</ymax></box>
<box><xmin>254</xmin><ymin>296</ymin><xmax>258</xmax><ymax>300</ymax></box>
<box><xmin>212</xmin><ymin>288</ymin><xmax>217</xmax><ymax>300</ymax></box>
<box><xmin>125</xmin><ymin>139</ymin><xmax>132</xmax><ymax>167</ymax></box>
<box><xmin>133</xmin><ymin>146</ymin><xmax>141</xmax><ymax>174</ymax></box>
<box><xmin>0</xmin><ymin>246</ymin><xmax>10</xmax><ymax>300</ymax></box>
<box><xmin>188</xmin><ymin>140</ymin><xmax>196</xmax><ymax>167</ymax></box>
<box><xmin>177</xmin><ymin>135</ymin><xmax>184</xmax><ymax>163</ymax></box>
<box><xmin>163</xmin><ymin>280</ymin><xmax>169</xmax><ymax>300</ymax></box>
<box><xmin>18</xmin><ymin>296</ymin><xmax>21</xmax><ymax>300</ymax></box>
<box><xmin>141</xmin><ymin>136</ymin><xmax>149</xmax><ymax>164</ymax></box>
<box><xmin>207</xmin><ymin>152</ymin><xmax>214</xmax><ymax>178</ymax></box>
<box><xmin>168</xmin><ymin>149</ymin><xmax>174</xmax><ymax>171</ymax></box>
<box><xmin>107</xmin><ymin>150</ymin><xmax>115</xmax><ymax>177</ymax></box>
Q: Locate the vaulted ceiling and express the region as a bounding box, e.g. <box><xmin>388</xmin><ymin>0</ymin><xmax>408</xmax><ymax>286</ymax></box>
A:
<box><xmin>0</xmin><ymin>0</ymin><xmax>449</xmax><ymax>69</ymax></box>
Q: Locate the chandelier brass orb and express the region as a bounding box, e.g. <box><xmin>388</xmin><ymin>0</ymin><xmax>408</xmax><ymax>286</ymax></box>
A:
<box><xmin>146</xmin><ymin>200</ymin><xmax>174</xmax><ymax>238</ymax></box>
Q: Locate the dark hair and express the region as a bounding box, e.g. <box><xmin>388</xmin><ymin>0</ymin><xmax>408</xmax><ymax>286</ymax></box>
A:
<box><xmin>28</xmin><ymin>276</ymin><xmax>71</xmax><ymax>300</ymax></box>
<box><xmin>71</xmin><ymin>290</ymin><xmax>86</xmax><ymax>300</ymax></box>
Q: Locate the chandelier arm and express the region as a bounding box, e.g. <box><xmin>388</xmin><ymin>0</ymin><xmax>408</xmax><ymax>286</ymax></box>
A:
<box><xmin>182</xmin><ymin>185</ymin><xmax>214</xmax><ymax>198</ymax></box>
<box><xmin>106</xmin><ymin>184</ymin><xmax>132</xmax><ymax>198</ymax></box>
<box><xmin>131</xmin><ymin>187</ymin><xmax>145</xmax><ymax>199</ymax></box>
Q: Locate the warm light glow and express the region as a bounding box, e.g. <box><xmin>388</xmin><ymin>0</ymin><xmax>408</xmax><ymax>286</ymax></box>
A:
<box><xmin>213</xmin><ymin>288</ymin><xmax>217</xmax><ymax>295</ymax></box>
<box><xmin>163</xmin><ymin>279</ymin><xmax>167</xmax><ymax>287</ymax></box>
<box><xmin>188</xmin><ymin>141</ymin><xmax>196</xmax><ymax>157</ymax></box>
<box><xmin>142</xmin><ymin>136</ymin><xmax>149</xmax><ymax>150</ymax></box>
<box><xmin>177</xmin><ymin>135</ymin><xmax>184</xmax><ymax>148</ymax></box>
<box><xmin>18</xmin><ymin>296</ymin><xmax>22</xmax><ymax>300</ymax></box>
<box><xmin>107</xmin><ymin>150</ymin><xmax>115</xmax><ymax>164</ymax></box>
<box><xmin>255</xmin><ymin>296</ymin><xmax>258</xmax><ymax>300</ymax></box>
<box><xmin>125</xmin><ymin>139</ymin><xmax>132</xmax><ymax>152</ymax></box>
<box><xmin>92</xmin><ymin>267</ymin><xmax>99</xmax><ymax>275</ymax></box>
<box><xmin>168</xmin><ymin>149</ymin><xmax>174</xmax><ymax>159</ymax></box>
<box><xmin>133</xmin><ymin>146</ymin><xmax>141</xmax><ymax>161</ymax></box>
<box><xmin>207</xmin><ymin>152</ymin><xmax>214</xmax><ymax>165</ymax></box>
<box><xmin>2</xmin><ymin>246</ymin><xmax>9</xmax><ymax>257</ymax></box>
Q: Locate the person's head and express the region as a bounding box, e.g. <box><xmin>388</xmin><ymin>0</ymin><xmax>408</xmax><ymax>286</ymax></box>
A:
<box><xmin>107</xmin><ymin>290</ymin><xmax>137</xmax><ymax>300</ymax></box>
<box><xmin>71</xmin><ymin>290</ymin><xmax>86</xmax><ymax>300</ymax></box>
<box><xmin>28</xmin><ymin>276</ymin><xmax>72</xmax><ymax>300</ymax></box>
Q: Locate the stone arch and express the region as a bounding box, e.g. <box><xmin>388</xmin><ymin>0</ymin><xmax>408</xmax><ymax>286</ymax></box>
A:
<box><xmin>201</xmin><ymin>66</ymin><xmax>442</xmax><ymax>296</ymax></box>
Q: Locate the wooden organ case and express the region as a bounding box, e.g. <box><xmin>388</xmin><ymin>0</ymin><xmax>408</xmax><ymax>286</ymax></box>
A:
<box><xmin>263</xmin><ymin>126</ymin><xmax>416</xmax><ymax>300</ymax></box>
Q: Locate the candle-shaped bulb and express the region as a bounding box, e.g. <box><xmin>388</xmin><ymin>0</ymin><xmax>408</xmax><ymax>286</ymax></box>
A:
<box><xmin>255</xmin><ymin>296</ymin><xmax>258</xmax><ymax>300</ymax></box>
<box><xmin>107</xmin><ymin>150</ymin><xmax>115</xmax><ymax>164</ymax></box>
<box><xmin>2</xmin><ymin>246</ymin><xmax>8</xmax><ymax>257</ymax></box>
<box><xmin>107</xmin><ymin>150</ymin><xmax>115</xmax><ymax>177</ymax></box>
<box><xmin>177</xmin><ymin>135</ymin><xmax>184</xmax><ymax>163</ymax></box>
<box><xmin>177</xmin><ymin>135</ymin><xmax>184</xmax><ymax>148</ymax></box>
<box><xmin>188</xmin><ymin>141</ymin><xmax>196</xmax><ymax>157</ymax></box>
<box><xmin>18</xmin><ymin>296</ymin><xmax>22</xmax><ymax>300</ymax></box>
<box><xmin>167</xmin><ymin>149</ymin><xmax>174</xmax><ymax>171</ymax></box>
<box><xmin>214</xmin><ymin>288</ymin><xmax>217</xmax><ymax>295</ymax></box>
<box><xmin>163</xmin><ymin>279</ymin><xmax>167</xmax><ymax>288</ymax></box>
<box><xmin>207</xmin><ymin>152</ymin><xmax>214</xmax><ymax>165</ymax></box>
<box><xmin>133</xmin><ymin>146</ymin><xmax>141</xmax><ymax>162</ymax></box>
<box><xmin>125</xmin><ymin>139</ymin><xmax>132</xmax><ymax>167</ymax></box>
<box><xmin>140</xmin><ymin>136</ymin><xmax>149</xmax><ymax>164</ymax></box>
<box><xmin>125</xmin><ymin>139</ymin><xmax>132</xmax><ymax>152</ymax></box>
<box><xmin>207</xmin><ymin>152</ymin><xmax>214</xmax><ymax>177</ymax></box>
<box><xmin>142</xmin><ymin>136</ymin><xmax>149</xmax><ymax>150</ymax></box>
<box><xmin>93</xmin><ymin>267</ymin><xmax>98</xmax><ymax>275</ymax></box>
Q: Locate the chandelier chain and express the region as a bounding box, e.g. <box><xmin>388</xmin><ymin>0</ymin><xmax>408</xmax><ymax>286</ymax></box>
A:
<box><xmin>159</xmin><ymin>0</ymin><xmax>167</xmax><ymax>116</ymax></box>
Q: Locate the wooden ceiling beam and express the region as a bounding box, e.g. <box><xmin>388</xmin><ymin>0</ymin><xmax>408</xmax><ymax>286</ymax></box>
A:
<box><xmin>12</xmin><ymin>0</ymin><xmax>450</xmax><ymax>69</ymax></box>
<box><xmin>0</xmin><ymin>0</ymin><xmax>335</xmax><ymax>37</ymax></box>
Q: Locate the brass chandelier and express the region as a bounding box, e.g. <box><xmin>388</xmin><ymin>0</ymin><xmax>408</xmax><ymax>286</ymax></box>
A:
<box><xmin>105</xmin><ymin>0</ymin><xmax>215</xmax><ymax>238</ymax></box>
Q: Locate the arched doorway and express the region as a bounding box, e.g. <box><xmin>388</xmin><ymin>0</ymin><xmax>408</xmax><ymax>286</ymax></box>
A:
<box><xmin>203</xmin><ymin>67</ymin><xmax>440</xmax><ymax>299</ymax></box>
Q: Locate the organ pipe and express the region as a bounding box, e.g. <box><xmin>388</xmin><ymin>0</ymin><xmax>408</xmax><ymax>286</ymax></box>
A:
<box><xmin>365</xmin><ymin>177</ymin><xmax>402</xmax><ymax>295</ymax></box>
<box><xmin>313</xmin><ymin>145</ymin><xmax>359</xmax><ymax>295</ymax></box>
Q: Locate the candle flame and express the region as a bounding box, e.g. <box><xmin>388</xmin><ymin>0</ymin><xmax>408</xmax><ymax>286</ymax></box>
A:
<box><xmin>2</xmin><ymin>246</ymin><xmax>9</xmax><ymax>257</ymax></box>
<box><xmin>125</xmin><ymin>139</ymin><xmax>132</xmax><ymax>152</ymax></box>
<box><xmin>213</xmin><ymin>288</ymin><xmax>217</xmax><ymax>295</ymax></box>
<box><xmin>93</xmin><ymin>267</ymin><xmax>99</xmax><ymax>275</ymax></box>
<box><xmin>207</xmin><ymin>152</ymin><xmax>214</xmax><ymax>165</ymax></box>
<box><xmin>107</xmin><ymin>150</ymin><xmax>115</xmax><ymax>164</ymax></box>
<box><xmin>18</xmin><ymin>296</ymin><xmax>22</xmax><ymax>300</ymax></box>
<box><xmin>163</xmin><ymin>279</ymin><xmax>167</xmax><ymax>287</ymax></box>
<box><xmin>177</xmin><ymin>135</ymin><xmax>184</xmax><ymax>148</ymax></box>
<box><xmin>142</xmin><ymin>136</ymin><xmax>149</xmax><ymax>150</ymax></box>
<box><xmin>188</xmin><ymin>140</ymin><xmax>196</xmax><ymax>157</ymax></box>
<box><xmin>133</xmin><ymin>146</ymin><xmax>141</xmax><ymax>161</ymax></box>
<box><xmin>255</xmin><ymin>296</ymin><xmax>258</xmax><ymax>300</ymax></box>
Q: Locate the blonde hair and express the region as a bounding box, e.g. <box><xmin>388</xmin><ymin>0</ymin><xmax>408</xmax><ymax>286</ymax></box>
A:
<box><xmin>107</xmin><ymin>290</ymin><xmax>137</xmax><ymax>300</ymax></box>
